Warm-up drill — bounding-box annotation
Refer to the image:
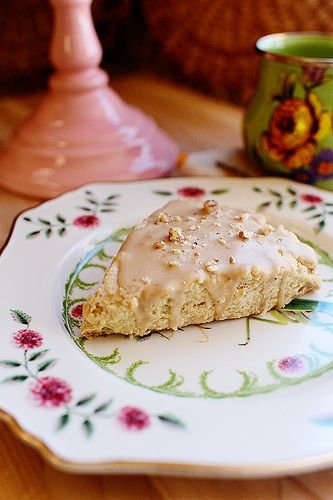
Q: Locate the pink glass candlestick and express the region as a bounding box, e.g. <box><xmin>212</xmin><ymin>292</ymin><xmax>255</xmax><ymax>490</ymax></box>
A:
<box><xmin>0</xmin><ymin>0</ymin><xmax>179</xmax><ymax>199</ymax></box>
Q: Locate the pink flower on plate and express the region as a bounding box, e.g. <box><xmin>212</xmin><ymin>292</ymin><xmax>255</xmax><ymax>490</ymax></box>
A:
<box><xmin>278</xmin><ymin>356</ymin><xmax>304</xmax><ymax>374</ymax></box>
<box><xmin>73</xmin><ymin>215</ymin><xmax>100</xmax><ymax>228</ymax></box>
<box><xmin>13</xmin><ymin>329</ymin><xmax>43</xmax><ymax>350</ymax></box>
<box><xmin>177</xmin><ymin>186</ymin><xmax>206</xmax><ymax>198</ymax></box>
<box><xmin>71</xmin><ymin>304</ymin><xmax>83</xmax><ymax>319</ymax></box>
<box><xmin>31</xmin><ymin>376</ymin><xmax>72</xmax><ymax>407</ymax></box>
<box><xmin>117</xmin><ymin>406</ymin><xmax>151</xmax><ymax>430</ymax></box>
<box><xmin>300</xmin><ymin>193</ymin><xmax>323</xmax><ymax>204</ymax></box>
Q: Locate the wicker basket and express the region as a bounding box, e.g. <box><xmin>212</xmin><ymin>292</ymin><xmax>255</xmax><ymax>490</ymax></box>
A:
<box><xmin>141</xmin><ymin>0</ymin><xmax>333</xmax><ymax>104</ymax></box>
<box><xmin>0</xmin><ymin>0</ymin><xmax>131</xmax><ymax>94</ymax></box>
<box><xmin>2</xmin><ymin>0</ymin><xmax>333</xmax><ymax>104</ymax></box>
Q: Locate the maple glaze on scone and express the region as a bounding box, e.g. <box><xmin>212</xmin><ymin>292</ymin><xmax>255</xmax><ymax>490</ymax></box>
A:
<box><xmin>81</xmin><ymin>199</ymin><xmax>321</xmax><ymax>337</ymax></box>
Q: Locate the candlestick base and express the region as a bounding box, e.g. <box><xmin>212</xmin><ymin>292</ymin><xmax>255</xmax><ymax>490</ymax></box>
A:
<box><xmin>0</xmin><ymin>85</ymin><xmax>179</xmax><ymax>199</ymax></box>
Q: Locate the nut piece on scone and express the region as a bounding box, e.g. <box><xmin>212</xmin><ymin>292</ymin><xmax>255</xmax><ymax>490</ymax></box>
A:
<box><xmin>81</xmin><ymin>199</ymin><xmax>321</xmax><ymax>337</ymax></box>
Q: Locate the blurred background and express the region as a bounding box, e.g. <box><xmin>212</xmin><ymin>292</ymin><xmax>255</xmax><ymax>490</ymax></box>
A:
<box><xmin>1</xmin><ymin>0</ymin><xmax>333</xmax><ymax>106</ymax></box>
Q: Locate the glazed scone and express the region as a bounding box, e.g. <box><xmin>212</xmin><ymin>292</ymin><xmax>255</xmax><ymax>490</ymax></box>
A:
<box><xmin>81</xmin><ymin>199</ymin><xmax>321</xmax><ymax>337</ymax></box>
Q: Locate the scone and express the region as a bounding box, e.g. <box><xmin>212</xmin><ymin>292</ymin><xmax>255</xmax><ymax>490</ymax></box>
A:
<box><xmin>81</xmin><ymin>199</ymin><xmax>321</xmax><ymax>337</ymax></box>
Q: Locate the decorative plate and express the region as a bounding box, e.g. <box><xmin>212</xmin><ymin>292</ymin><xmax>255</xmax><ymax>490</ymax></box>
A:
<box><xmin>2</xmin><ymin>176</ymin><xmax>333</xmax><ymax>478</ymax></box>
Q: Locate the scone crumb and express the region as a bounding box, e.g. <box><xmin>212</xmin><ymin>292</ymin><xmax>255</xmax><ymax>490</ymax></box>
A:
<box><xmin>218</xmin><ymin>237</ymin><xmax>227</xmax><ymax>245</ymax></box>
<box><xmin>217</xmin><ymin>297</ymin><xmax>226</xmax><ymax>304</ymax></box>
<box><xmin>194</xmin><ymin>251</ymin><xmax>200</xmax><ymax>257</ymax></box>
<box><xmin>235</xmin><ymin>213</ymin><xmax>249</xmax><ymax>222</ymax></box>
<box><xmin>229</xmin><ymin>255</ymin><xmax>236</xmax><ymax>264</ymax></box>
<box><xmin>206</xmin><ymin>262</ymin><xmax>219</xmax><ymax>273</ymax></box>
<box><xmin>257</xmin><ymin>225</ymin><xmax>274</xmax><ymax>236</ymax></box>
<box><xmin>168</xmin><ymin>226</ymin><xmax>185</xmax><ymax>243</ymax></box>
<box><xmin>203</xmin><ymin>199</ymin><xmax>218</xmax><ymax>214</ymax></box>
<box><xmin>153</xmin><ymin>240</ymin><xmax>166</xmax><ymax>249</ymax></box>
<box><xmin>229</xmin><ymin>223</ymin><xmax>241</xmax><ymax>232</ymax></box>
<box><xmin>168</xmin><ymin>260</ymin><xmax>181</xmax><ymax>267</ymax></box>
<box><xmin>141</xmin><ymin>277</ymin><xmax>152</xmax><ymax>284</ymax></box>
<box><xmin>214</xmin><ymin>221</ymin><xmax>222</xmax><ymax>227</ymax></box>
<box><xmin>238</xmin><ymin>230</ymin><xmax>252</xmax><ymax>240</ymax></box>
<box><xmin>175</xmin><ymin>215</ymin><xmax>182</xmax><ymax>222</ymax></box>
<box><xmin>187</xmin><ymin>216</ymin><xmax>196</xmax><ymax>221</ymax></box>
<box><xmin>171</xmin><ymin>248</ymin><xmax>182</xmax><ymax>255</ymax></box>
<box><xmin>155</xmin><ymin>212</ymin><xmax>170</xmax><ymax>224</ymax></box>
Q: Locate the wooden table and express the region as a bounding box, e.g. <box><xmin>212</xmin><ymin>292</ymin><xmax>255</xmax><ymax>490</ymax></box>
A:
<box><xmin>0</xmin><ymin>74</ymin><xmax>331</xmax><ymax>499</ymax></box>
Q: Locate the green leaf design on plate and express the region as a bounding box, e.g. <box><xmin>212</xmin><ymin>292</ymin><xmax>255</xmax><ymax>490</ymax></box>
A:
<box><xmin>154</xmin><ymin>190</ymin><xmax>172</xmax><ymax>196</ymax></box>
<box><xmin>237</xmin><ymin>370</ymin><xmax>258</xmax><ymax>392</ymax></box>
<box><xmin>57</xmin><ymin>413</ymin><xmax>70</xmax><ymax>431</ymax></box>
<box><xmin>157</xmin><ymin>414</ymin><xmax>186</xmax><ymax>429</ymax></box>
<box><xmin>28</xmin><ymin>349</ymin><xmax>49</xmax><ymax>362</ymax></box>
<box><xmin>125</xmin><ymin>360</ymin><xmax>149</xmax><ymax>384</ymax></box>
<box><xmin>284</xmin><ymin>298</ymin><xmax>333</xmax><ymax>313</ymax></box>
<box><xmin>257</xmin><ymin>201</ymin><xmax>271</xmax><ymax>210</ymax></box>
<box><xmin>37</xmin><ymin>359</ymin><xmax>57</xmax><ymax>372</ymax></box>
<box><xmin>153</xmin><ymin>369</ymin><xmax>184</xmax><ymax>391</ymax></box>
<box><xmin>86</xmin><ymin>198</ymin><xmax>98</xmax><ymax>206</ymax></box>
<box><xmin>56</xmin><ymin>214</ymin><xmax>66</xmax><ymax>223</ymax></box>
<box><xmin>26</xmin><ymin>230</ymin><xmax>41</xmax><ymax>239</ymax></box>
<box><xmin>10</xmin><ymin>309</ymin><xmax>31</xmax><ymax>326</ymax></box>
<box><xmin>318</xmin><ymin>220</ymin><xmax>326</xmax><ymax>231</ymax></box>
<box><xmin>303</xmin><ymin>205</ymin><xmax>317</xmax><ymax>212</ymax></box>
<box><xmin>211</xmin><ymin>189</ymin><xmax>229</xmax><ymax>195</ymax></box>
<box><xmin>199</xmin><ymin>370</ymin><xmax>223</xmax><ymax>397</ymax></box>
<box><xmin>76</xmin><ymin>394</ymin><xmax>96</xmax><ymax>406</ymax></box>
<box><xmin>94</xmin><ymin>399</ymin><xmax>113</xmax><ymax>413</ymax></box>
<box><xmin>77</xmin><ymin>206</ymin><xmax>93</xmax><ymax>212</ymax></box>
<box><xmin>83</xmin><ymin>419</ymin><xmax>94</xmax><ymax>437</ymax></box>
<box><xmin>58</xmin><ymin>227</ymin><xmax>67</xmax><ymax>237</ymax></box>
<box><xmin>93</xmin><ymin>348</ymin><xmax>121</xmax><ymax>366</ymax></box>
<box><xmin>2</xmin><ymin>375</ymin><xmax>29</xmax><ymax>382</ymax></box>
<box><xmin>269</xmin><ymin>190</ymin><xmax>282</xmax><ymax>197</ymax></box>
<box><xmin>0</xmin><ymin>360</ymin><xmax>21</xmax><ymax>368</ymax></box>
<box><xmin>38</xmin><ymin>218</ymin><xmax>51</xmax><ymax>225</ymax></box>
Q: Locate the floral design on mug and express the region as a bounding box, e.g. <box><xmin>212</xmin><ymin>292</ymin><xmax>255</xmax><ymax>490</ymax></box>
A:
<box><xmin>0</xmin><ymin>309</ymin><xmax>186</xmax><ymax>436</ymax></box>
<box><xmin>260</xmin><ymin>71</ymin><xmax>333</xmax><ymax>182</ymax></box>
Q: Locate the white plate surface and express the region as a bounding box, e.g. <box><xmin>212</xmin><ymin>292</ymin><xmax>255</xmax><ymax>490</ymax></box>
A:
<box><xmin>2</xmin><ymin>177</ymin><xmax>333</xmax><ymax>477</ymax></box>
